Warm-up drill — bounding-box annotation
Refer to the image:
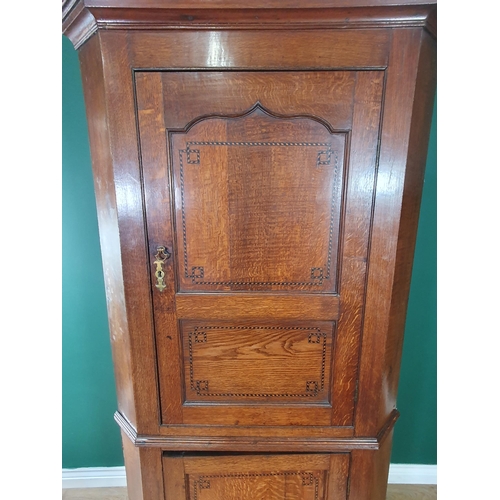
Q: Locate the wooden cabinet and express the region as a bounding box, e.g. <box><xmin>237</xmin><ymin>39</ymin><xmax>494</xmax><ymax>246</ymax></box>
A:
<box><xmin>63</xmin><ymin>1</ymin><xmax>436</xmax><ymax>499</ymax></box>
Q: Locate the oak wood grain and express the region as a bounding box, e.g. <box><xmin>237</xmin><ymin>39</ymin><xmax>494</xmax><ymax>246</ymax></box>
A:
<box><xmin>128</xmin><ymin>30</ymin><xmax>391</xmax><ymax>70</ymax></box>
<box><xmin>68</xmin><ymin>0</ymin><xmax>436</xmax><ymax>7</ymax></box>
<box><xmin>161</xmin><ymin>71</ymin><xmax>356</xmax><ymax>132</ymax></box>
<box><xmin>175</xmin><ymin>294</ymin><xmax>340</xmax><ymax>321</ymax></box>
<box><xmin>135</xmin><ymin>70</ymin><xmax>184</xmax><ymax>424</ymax></box>
<box><xmin>62</xmin><ymin>485</ymin><xmax>438</xmax><ymax>500</ymax></box>
<box><xmin>64</xmin><ymin>3</ymin><xmax>436</xmax><ymax>499</ymax></box>
<box><xmin>63</xmin><ymin>2</ymin><xmax>437</xmax><ymax>49</ymax></box>
<box><xmin>63</xmin><ymin>2</ymin><xmax>436</xmax><ymax>50</ymax></box>
<box><xmin>349</xmin><ymin>429</ymin><xmax>394</xmax><ymax>500</ymax></box>
<box><xmin>114</xmin><ymin>409</ymin><xmax>397</xmax><ymax>451</ymax></box>
<box><xmin>121</xmin><ymin>431</ymin><xmax>164</xmax><ymax>500</ymax></box>
<box><xmin>95</xmin><ymin>32</ymin><xmax>161</xmax><ymax>435</ymax></box>
<box><xmin>135</xmin><ymin>66</ymin><xmax>384</xmax><ymax>429</ymax></box>
<box><xmin>163</xmin><ymin>453</ymin><xmax>347</xmax><ymax>500</ymax></box>
<box><xmin>377</xmin><ymin>29</ymin><xmax>437</xmax><ymax>430</ymax></box>
<box><xmin>181</xmin><ymin>321</ymin><xmax>334</xmax><ymax>405</ymax></box>
<box><xmin>169</xmin><ymin>108</ymin><xmax>344</xmax><ymax>293</ymax></box>
<box><xmin>354</xmin><ymin>28</ymin><xmax>436</xmax><ymax>437</ymax></box>
<box><xmin>332</xmin><ymin>69</ymin><xmax>385</xmax><ymax>427</ymax></box>
<box><xmin>79</xmin><ymin>34</ymin><xmax>138</xmax><ymax>426</ymax></box>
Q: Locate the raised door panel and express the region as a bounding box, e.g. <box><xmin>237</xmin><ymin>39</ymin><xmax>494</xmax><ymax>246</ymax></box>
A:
<box><xmin>182</xmin><ymin>320</ymin><xmax>334</xmax><ymax>405</ymax></box>
<box><xmin>163</xmin><ymin>453</ymin><xmax>349</xmax><ymax>500</ymax></box>
<box><xmin>171</xmin><ymin>105</ymin><xmax>344</xmax><ymax>293</ymax></box>
<box><xmin>135</xmin><ymin>70</ymin><xmax>384</xmax><ymax>428</ymax></box>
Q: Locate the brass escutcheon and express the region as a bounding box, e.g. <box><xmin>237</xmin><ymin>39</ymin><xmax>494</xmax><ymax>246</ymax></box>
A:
<box><xmin>153</xmin><ymin>246</ymin><xmax>171</xmax><ymax>292</ymax></box>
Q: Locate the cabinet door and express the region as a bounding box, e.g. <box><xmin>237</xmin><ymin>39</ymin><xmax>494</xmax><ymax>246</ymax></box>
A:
<box><xmin>163</xmin><ymin>453</ymin><xmax>349</xmax><ymax>500</ymax></box>
<box><xmin>136</xmin><ymin>70</ymin><xmax>383</xmax><ymax>427</ymax></box>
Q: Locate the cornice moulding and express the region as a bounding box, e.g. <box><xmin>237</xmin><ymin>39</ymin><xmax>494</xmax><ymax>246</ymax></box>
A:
<box><xmin>62</xmin><ymin>2</ymin><xmax>437</xmax><ymax>50</ymax></box>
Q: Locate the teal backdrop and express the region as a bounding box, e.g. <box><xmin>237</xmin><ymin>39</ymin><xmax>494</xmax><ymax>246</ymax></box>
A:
<box><xmin>62</xmin><ymin>36</ymin><xmax>437</xmax><ymax>468</ymax></box>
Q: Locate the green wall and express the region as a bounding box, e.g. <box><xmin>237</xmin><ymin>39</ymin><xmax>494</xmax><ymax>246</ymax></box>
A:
<box><xmin>391</xmin><ymin>94</ymin><xmax>437</xmax><ymax>465</ymax></box>
<box><xmin>62</xmin><ymin>36</ymin><xmax>436</xmax><ymax>468</ymax></box>
<box><xmin>62</xmin><ymin>36</ymin><xmax>123</xmax><ymax>468</ymax></box>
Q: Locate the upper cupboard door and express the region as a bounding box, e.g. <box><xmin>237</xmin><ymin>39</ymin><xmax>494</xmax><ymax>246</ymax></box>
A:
<box><xmin>136</xmin><ymin>71</ymin><xmax>384</xmax><ymax>427</ymax></box>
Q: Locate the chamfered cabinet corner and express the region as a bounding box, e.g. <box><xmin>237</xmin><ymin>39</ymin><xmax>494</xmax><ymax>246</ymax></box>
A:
<box><xmin>63</xmin><ymin>1</ymin><xmax>436</xmax><ymax>498</ymax></box>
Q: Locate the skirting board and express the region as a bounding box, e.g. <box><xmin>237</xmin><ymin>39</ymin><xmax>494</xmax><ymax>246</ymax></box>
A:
<box><xmin>62</xmin><ymin>464</ymin><xmax>437</xmax><ymax>489</ymax></box>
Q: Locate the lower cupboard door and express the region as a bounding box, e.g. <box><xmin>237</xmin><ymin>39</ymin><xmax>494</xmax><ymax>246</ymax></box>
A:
<box><xmin>163</xmin><ymin>453</ymin><xmax>349</xmax><ymax>500</ymax></box>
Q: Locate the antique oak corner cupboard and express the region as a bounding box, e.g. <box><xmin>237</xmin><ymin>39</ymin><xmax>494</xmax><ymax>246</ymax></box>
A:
<box><xmin>62</xmin><ymin>1</ymin><xmax>436</xmax><ymax>499</ymax></box>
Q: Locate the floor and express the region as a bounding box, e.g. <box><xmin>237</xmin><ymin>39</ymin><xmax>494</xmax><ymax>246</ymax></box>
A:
<box><xmin>62</xmin><ymin>485</ymin><xmax>437</xmax><ymax>499</ymax></box>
